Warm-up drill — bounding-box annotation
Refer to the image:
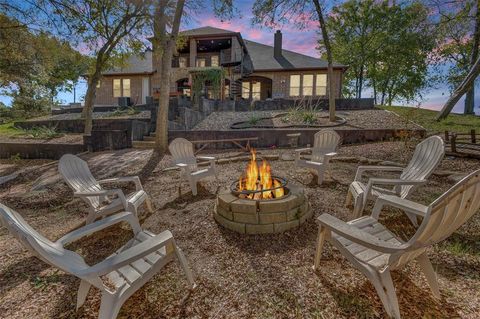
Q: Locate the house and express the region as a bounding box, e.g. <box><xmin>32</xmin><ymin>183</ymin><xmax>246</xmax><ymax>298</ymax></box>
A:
<box><xmin>95</xmin><ymin>26</ymin><xmax>347</xmax><ymax>105</ymax></box>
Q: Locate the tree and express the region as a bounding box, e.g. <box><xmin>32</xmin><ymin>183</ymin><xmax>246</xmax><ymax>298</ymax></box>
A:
<box><xmin>436</xmin><ymin>55</ymin><xmax>480</xmax><ymax>120</ymax></box>
<box><xmin>253</xmin><ymin>0</ymin><xmax>336</xmax><ymax>121</ymax></box>
<box><xmin>39</xmin><ymin>0</ymin><xmax>152</xmax><ymax>135</ymax></box>
<box><xmin>0</xmin><ymin>13</ymin><xmax>88</xmax><ymax>117</ymax></box>
<box><xmin>434</xmin><ymin>0</ymin><xmax>480</xmax><ymax>115</ymax></box>
<box><xmin>325</xmin><ymin>1</ymin><xmax>435</xmax><ymax>105</ymax></box>
<box><xmin>154</xmin><ymin>0</ymin><xmax>185</xmax><ymax>153</ymax></box>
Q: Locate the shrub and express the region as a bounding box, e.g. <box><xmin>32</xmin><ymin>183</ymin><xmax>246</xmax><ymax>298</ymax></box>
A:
<box><xmin>23</xmin><ymin>126</ymin><xmax>62</xmax><ymax>139</ymax></box>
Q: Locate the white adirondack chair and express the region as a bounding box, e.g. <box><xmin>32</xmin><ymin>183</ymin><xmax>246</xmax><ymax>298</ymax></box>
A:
<box><xmin>169</xmin><ymin>138</ymin><xmax>217</xmax><ymax>196</ymax></box>
<box><xmin>314</xmin><ymin>169</ymin><xmax>480</xmax><ymax>319</ymax></box>
<box><xmin>59</xmin><ymin>154</ymin><xmax>153</xmax><ymax>224</ymax></box>
<box><xmin>295</xmin><ymin>129</ymin><xmax>341</xmax><ymax>184</ymax></box>
<box><xmin>0</xmin><ymin>203</ymin><xmax>195</xmax><ymax>319</ymax></box>
<box><xmin>346</xmin><ymin>136</ymin><xmax>444</xmax><ymax>219</ymax></box>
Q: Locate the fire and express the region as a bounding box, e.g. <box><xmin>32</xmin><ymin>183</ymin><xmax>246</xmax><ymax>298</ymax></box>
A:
<box><xmin>238</xmin><ymin>149</ymin><xmax>285</xmax><ymax>199</ymax></box>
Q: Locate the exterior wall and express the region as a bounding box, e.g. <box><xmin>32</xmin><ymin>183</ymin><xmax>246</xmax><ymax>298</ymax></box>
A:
<box><xmin>250</xmin><ymin>70</ymin><xmax>343</xmax><ymax>99</ymax></box>
<box><xmin>96</xmin><ymin>75</ymin><xmax>151</xmax><ymax>105</ymax></box>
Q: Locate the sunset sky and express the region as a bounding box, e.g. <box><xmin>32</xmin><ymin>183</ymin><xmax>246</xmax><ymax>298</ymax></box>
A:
<box><xmin>1</xmin><ymin>0</ymin><xmax>479</xmax><ymax>114</ymax></box>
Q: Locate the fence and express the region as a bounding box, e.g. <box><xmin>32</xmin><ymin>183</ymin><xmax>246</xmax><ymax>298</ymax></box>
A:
<box><xmin>445</xmin><ymin>129</ymin><xmax>480</xmax><ymax>158</ymax></box>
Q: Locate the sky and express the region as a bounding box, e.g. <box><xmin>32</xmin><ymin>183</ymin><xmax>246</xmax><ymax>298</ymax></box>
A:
<box><xmin>1</xmin><ymin>0</ymin><xmax>479</xmax><ymax>115</ymax></box>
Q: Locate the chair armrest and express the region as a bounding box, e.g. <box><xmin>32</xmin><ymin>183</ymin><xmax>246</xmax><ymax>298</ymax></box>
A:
<box><xmin>372</xmin><ymin>195</ymin><xmax>429</xmax><ymax>220</ymax></box>
<box><xmin>197</xmin><ymin>156</ymin><xmax>215</xmax><ymax>161</ymax></box>
<box><xmin>98</xmin><ymin>176</ymin><xmax>143</xmax><ymax>191</ymax></box>
<box><xmin>81</xmin><ymin>230</ymin><xmax>174</xmax><ymax>277</ymax></box>
<box><xmin>324</xmin><ymin>152</ymin><xmax>337</xmax><ymax>157</ymax></box>
<box><xmin>354</xmin><ymin>165</ymin><xmax>404</xmax><ymax>181</ymax></box>
<box><xmin>368</xmin><ymin>178</ymin><xmax>426</xmax><ymax>186</ymax></box>
<box><xmin>295</xmin><ymin>147</ymin><xmax>311</xmax><ymax>153</ymax></box>
<box><xmin>365</xmin><ymin>178</ymin><xmax>426</xmax><ymax>197</ymax></box>
<box><xmin>56</xmin><ymin>212</ymin><xmax>141</xmax><ymax>246</ymax></box>
<box><xmin>74</xmin><ymin>189</ymin><xmax>128</xmax><ymax>211</ymax></box>
<box><xmin>317</xmin><ymin>214</ymin><xmax>402</xmax><ymax>253</ymax></box>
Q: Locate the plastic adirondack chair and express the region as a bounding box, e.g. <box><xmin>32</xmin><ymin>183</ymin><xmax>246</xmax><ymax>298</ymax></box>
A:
<box><xmin>295</xmin><ymin>129</ymin><xmax>341</xmax><ymax>184</ymax></box>
<box><xmin>314</xmin><ymin>169</ymin><xmax>480</xmax><ymax>319</ymax></box>
<box><xmin>59</xmin><ymin>154</ymin><xmax>153</xmax><ymax>224</ymax></box>
<box><xmin>169</xmin><ymin>138</ymin><xmax>217</xmax><ymax>196</ymax></box>
<box><xmin>345</xmin><ymin>136</ymin><xmax>444</xmax><ymax>220</ymax></box>
<box><xmin>0</xmin><ymin>203</ymin><xmax>195</xmax><ymax>319</ymax></box>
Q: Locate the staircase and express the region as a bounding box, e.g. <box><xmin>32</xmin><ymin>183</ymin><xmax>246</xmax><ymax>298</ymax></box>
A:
<box><xmin>132</xmin><ymin>132</ymin><xmax>156</xmax><ymax>149</ymax></box>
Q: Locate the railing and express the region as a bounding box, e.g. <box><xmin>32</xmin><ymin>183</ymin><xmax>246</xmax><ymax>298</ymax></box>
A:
<box><xmin>445</xmin><ymin>129</ymin><xmax>480</xmax><ymax>158</ymax></box>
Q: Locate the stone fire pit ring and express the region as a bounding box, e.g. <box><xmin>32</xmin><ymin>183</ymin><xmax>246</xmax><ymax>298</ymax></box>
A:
<box><xmin>214</xmin><ymin>183</ymin><xmax>311</xmax><ymax>234</ymax></box>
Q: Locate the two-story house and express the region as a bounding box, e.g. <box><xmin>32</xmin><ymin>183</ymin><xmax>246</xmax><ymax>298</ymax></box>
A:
<box><xmin>94</xmin><ymin>26</ymin><xmax>347</xmax><ymax>105</ymax></box>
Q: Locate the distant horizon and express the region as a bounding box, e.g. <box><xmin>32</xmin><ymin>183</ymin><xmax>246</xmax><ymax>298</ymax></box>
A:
<box><xmin>1</xmin><ymin>0</ymin><xmax>479</xmax><ymax>116</ymax></box>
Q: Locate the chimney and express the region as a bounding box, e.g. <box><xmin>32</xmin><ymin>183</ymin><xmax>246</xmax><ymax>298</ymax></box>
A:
<box><xmin>274</xmin><ymin>30</ymin><xmax>282</xmax><ymax>58</ymax></box>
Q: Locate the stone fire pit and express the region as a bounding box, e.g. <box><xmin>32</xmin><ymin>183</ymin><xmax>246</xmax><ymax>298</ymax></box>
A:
<box><xmin>214</xmin><ymin>183</ymin><xmax>311</xmax><ymax>234</ymax></box>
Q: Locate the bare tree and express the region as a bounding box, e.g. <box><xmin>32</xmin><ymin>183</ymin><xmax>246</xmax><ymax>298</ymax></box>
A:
<box><xmin>252</xmin><ymin>0</ymin><xmax>336</xmax><ymax>121</ymax></box>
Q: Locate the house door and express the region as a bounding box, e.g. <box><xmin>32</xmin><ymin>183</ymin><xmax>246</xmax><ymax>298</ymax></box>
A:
<box><xmin>142</xmin><ymin>77</ymin><xmax>149</xmax><ymax>104</ymax></box>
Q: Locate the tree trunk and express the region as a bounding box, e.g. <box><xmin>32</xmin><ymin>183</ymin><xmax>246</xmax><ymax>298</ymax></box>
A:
<box><xmin>82</xmin><ymin>63</ymin><xmax>102</xmax><ymax>135</ymax></box>
<box><xmin>358</xmin><ymin>65</ymin><xmax>364</xmax><ymax>98</ymax></box>
<box><xmin>465</xmin><ymin>0</ymin><xmax>480</xmax><ymax>115</ymax></box>
<box><xmin>313</xmin><ymin>0</ymin><xmax>335</xmax><ymax>121</ymax></box>
<box><xmin>155</xmin><ymin>0</ymin><xmax>185</xmax><ymax>153</ymax></box>
<box><xmin>436</xmin><ymin>55</ymin><xmax>480</xmax><ymax>120</ymax></box>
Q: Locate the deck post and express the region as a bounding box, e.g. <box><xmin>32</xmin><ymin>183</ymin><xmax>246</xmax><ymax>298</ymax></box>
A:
<box><xmin>471</xmin><ymin>129</ymin><xmax>476</xmax><ymax>144</ymax></box>
<box><xmin>451</xmin><ymin>133</ymin><xmax>457</xmax><ymax>153</ymax></box>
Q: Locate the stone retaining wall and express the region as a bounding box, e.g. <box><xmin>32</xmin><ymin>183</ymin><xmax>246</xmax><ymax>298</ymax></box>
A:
<box><xmin>0</xmin><ymin>142</ymin><xmax>85</xmax><ymax>159</ymax></box>
<box><xmin>214</xmin><ymin>183</ymin><xmax>312</xmax><ymax>234</ymax></box>
<box><xmin>170</xmin><ymin>128</ymin><xmax>426</xmax><ymax>149</ymax></box>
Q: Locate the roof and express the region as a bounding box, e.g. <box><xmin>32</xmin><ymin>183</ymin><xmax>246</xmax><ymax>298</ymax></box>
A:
<box><xmin>102</xmin><ymin>51</ymin><xmax>153</xmax><ymax>75</ymax></box>
<box><xmin>180</xmin><ymin>26</ymin><xmax>238</xmax><ymax>37</ymax></box>
<box><xmin>244</xmin><ymin>40</ymin><xmax>347</xmax><ymax>71</ymax></box>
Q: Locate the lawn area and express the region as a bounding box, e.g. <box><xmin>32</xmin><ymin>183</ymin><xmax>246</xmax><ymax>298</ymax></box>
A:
<box><xmin>379</xmin><ymin>105</ymin><xmax>480</xmax><ymax>133</ymax></box>
<box><xmin>0</xmin><ymin>122</ymin><xmax>24</xmax><ymax>138</ymax></box>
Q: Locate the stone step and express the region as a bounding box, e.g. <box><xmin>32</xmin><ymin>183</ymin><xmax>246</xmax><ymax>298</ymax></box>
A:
<box><xmin>150</xmin><ymin>132</ymin><xmax>156</xmax><ymax>137</ymax></box>
<box><xmin>132</xmin><ymin>141</ymin><xmax>155</xmax><ymax>149</ymax></box>
<box><xmin>143</xmin><ymin>136</ymin><xmax>155</xmax><ymax>141</ymax></box>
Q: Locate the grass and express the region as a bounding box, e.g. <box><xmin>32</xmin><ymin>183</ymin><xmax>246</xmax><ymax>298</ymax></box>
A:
<box><xmin>0</xmin><ymin>122</ymin><xmax>24</xmax><ymax>137</ymax></box>
<box><xmin>379</xmin><ymin>105</ymin><xmax>480</xmax><ymax>133</ymax></box>
<box><xmin>107</xmin><ymin>106</ymin><xmax>140</xmax><ymax>117</ymax></box>
<box><xmin>0</xmin><ymin>122</ymin><xmax>62</xmax><ymax>139</ymax></box>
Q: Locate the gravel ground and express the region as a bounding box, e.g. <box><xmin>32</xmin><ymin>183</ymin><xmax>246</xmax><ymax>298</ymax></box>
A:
<box><xmin>0</xmin><ymin>141</ymin><xmax>479</xmax><ymax>318</ymax></box>
<box><xmin>27</xmin><ymin>110</ymin><xmax>151</xmax><ymax>121</ymax></box>
<box><xmin>193</xmin><ymin>109</ymin><xmax>423</xmax><ymax>131</ymax></box>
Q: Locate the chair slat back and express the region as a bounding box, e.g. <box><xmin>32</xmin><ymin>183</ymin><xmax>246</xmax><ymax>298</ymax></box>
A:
<box><xmin>399</xmin><ymin>136</ymin><xmax>444</xmax><ymax>197</ymax></box>
<box><xmin>169</xmin><ymin>138</ymin><xmax>197</xmax><ymax>169</ymax></box>
<box><xmin>312</xmin><ymin>129</ymin><xmax>341</xmax><ymax>162</ymax></box>
<box><xmin>59</xmin><ymin>154</ymin><xmax>103</xmax><ymax>208</ymax></box>
<box><xmin>388</xmin><ymin>169</ymin><xmax>480</xmax><ymax>269</ymax></box>
<box><xmin>0</xmin><ymin>203</ymin><xmax>88</xmax><ymax>275</ymax></box>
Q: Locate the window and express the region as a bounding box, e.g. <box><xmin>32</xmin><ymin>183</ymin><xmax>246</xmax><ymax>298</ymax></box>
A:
<box><xmin>113</xmin><ymin>78</ymin><xmax>130</xmax><ymax>97</ymax></box>
<box><xmin>122</xmin><ymin>79</ymin><xmax>131</xmax><ymax>97</ymax></box>
<box><xmin>303</xmin><ymin>74</ymin><xmax>313</xmax><ymax>96</ymax></box>
<box><xmin>211</xmin><ymin>55</ymin><xmax>219</xmax><ymax>67</ymax></box>
<box><xmin>241</xmin><ymin>81</ymin><xmax>250</xmax><ymax>99</ymax></box>
<box><xmin>179</xmin><ymin>57</ymin><xmax>187</xmax><ymax>68</ymax></box>
<box><xmin>252</xmin><ymin>81</ymin><xmax>261</xmax><ymax>100</ymax></box>
<box><xmin>316</xmin><ymin>74</ymin><xmax>327</xmax><ymax>95</ymax></box>
<box><xmin>289</xmin><ymin>75</ymin><xmax>300</xmax><ymax>96</ymax></box>
<box><xmin>113</xmin><ymin>79</ymin><xmax>121</xmax><ymax>97</ymax></box>
<box><xmin>196</xmin><ymin>58</ymin><xmax>206</xmax><ymax>67</ymax></box>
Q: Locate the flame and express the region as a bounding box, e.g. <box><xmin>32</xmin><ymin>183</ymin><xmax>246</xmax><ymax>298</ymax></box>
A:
<box><xmin>238</xmin><ymin>149</ymin><xmax>284</xmax><ymax>199</ymax></box>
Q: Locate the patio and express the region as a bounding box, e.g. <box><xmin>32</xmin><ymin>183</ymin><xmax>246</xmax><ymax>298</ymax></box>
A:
<box><xmin>1</xmin><ymin>141</ymin><xmax>479</xmax><ymax>318</ymax></box>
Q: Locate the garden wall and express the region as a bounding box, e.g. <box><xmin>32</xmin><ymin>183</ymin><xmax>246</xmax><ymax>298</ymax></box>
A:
<box><xmin>169</xmin><ymin>128</ymin><xmax>425</xmax><ymax>149</ymax></box>
<box><xmin>0</xmin><ymin>142</ymin><xmax>85</xmax><ymax>159</ymax></box>
<box><xmin>14</xmin><ymin>119</ymin><xmax>150</xmax><ymax>141</ymax></box>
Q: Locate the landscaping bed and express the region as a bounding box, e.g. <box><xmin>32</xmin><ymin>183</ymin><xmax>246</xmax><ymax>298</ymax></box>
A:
<box><xmin>0</xmin><ymin>141</ymin><xmax>479</xmax><ymax>318</ymax></box>
<box><xmin>193</xmin><ymin>109</ymin><xmax>424</xmax><ymax>131</ymax></box>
